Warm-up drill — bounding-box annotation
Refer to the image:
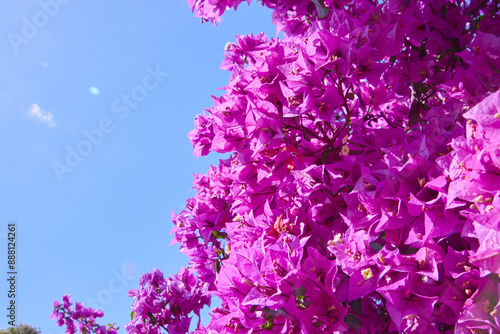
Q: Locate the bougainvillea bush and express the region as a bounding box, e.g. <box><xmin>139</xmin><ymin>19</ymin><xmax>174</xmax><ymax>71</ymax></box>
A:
<box><xmin>53</xmin><ymin>0</ymin><xmax>500</xmax><ymax>333</ymax></box>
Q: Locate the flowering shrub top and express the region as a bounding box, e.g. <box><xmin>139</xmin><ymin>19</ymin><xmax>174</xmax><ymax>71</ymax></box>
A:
<box><xmin>126</xmin><ymin>267</ymin><xmax>210</xmax><ymax>333</ymax></box>
<box><xmin>51</xmin><ymin>295</ymin><xmax>118</xmax><ymax>334</ymax></box>
<box><xmin>53</xmin><ymin>0</ymin><xmax>500</xmax><ymax>333</ymax></box>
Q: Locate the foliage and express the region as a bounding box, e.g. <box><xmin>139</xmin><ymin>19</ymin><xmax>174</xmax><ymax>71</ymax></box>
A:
<box><xmin>0</xmin><ymin>323</ymin><xmax>41</xmax><ymax>334</ymax></box>
<box><xmin>53</xmin><ymin>0</ymin><xmax>500</xmax><ymax>333</ymax></box>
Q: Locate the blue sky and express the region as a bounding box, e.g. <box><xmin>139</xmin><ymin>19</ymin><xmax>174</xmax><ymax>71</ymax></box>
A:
<box><xmin>0</xmin><ymin>1</ymin><xmax>276</xmax><ymax>332</ymax></box>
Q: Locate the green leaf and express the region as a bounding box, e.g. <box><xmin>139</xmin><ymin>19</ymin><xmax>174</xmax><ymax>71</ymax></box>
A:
<box><xmin>295</xmin><ymin>285</ymin><xmax>307</xmax><ymax>297</ymax></box>
<box><xmin>348</xmin><ymin>298</ymin><xmax>363</xmax><ymax>316</ymax></box>
<box><xmin>131</xmin><ymin>310</ymin><xmax>135</xmax><ymax>320</ymax></box>
<box><xmin>321</xmin><ymin>148</ymin><xmax>332</xmax><ymax>164</ymax></box>
<box><xmin>262</xmin><ymin>317</ymin><xmax>274</xmax><ymax>330</ymax></box>
<box><xmin>294</xmin><ymin>285</ymin><xmax>311</xmax><ymax>310</ymax></box>
<box><xmin>212</xmin><ymin>230</ymin><xmax>229</xmax><ymax>240</ymax></box>
<box><xmin>311</xmin><ymin>0</ymin><xmax>330</xmax><ymax>19</ymax></box>
<box><xmin>344</xmin><ymin>314</ymin><xmax>363</xmax><ymax>331</ymax></box>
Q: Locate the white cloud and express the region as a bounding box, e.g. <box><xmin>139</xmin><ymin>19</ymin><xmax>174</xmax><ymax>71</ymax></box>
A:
<box><xmin>27</xmin><ymin>103</ymin><xmax>56</xmax><ymax>127</ymax></box>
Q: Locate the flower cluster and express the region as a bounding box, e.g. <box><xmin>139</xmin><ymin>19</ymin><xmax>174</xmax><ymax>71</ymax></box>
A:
<box><xmin>52</xmin><ymin>0</ymin><xmax>500</xmax><ymax>333</ymax></box>
<box><xmin>126</xmin><ymin>267</ymin><xmax>211</xmax><ymax>334</ymax></box>
<box><xmin>50</xmin><ymin>295</ymin><xmax>118</xmax><ymax>334</ymax></box>
<box><xmin>173</xmin><ymin>0</ymin><xmax>500</xmax><ymax>333</ymax></box>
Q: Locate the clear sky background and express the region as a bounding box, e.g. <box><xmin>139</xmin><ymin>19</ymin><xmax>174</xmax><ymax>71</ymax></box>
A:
<box><xmin>0</xmin><ymin>1</ymin><xmax>276</xmax><ymax>333</ymax></box>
